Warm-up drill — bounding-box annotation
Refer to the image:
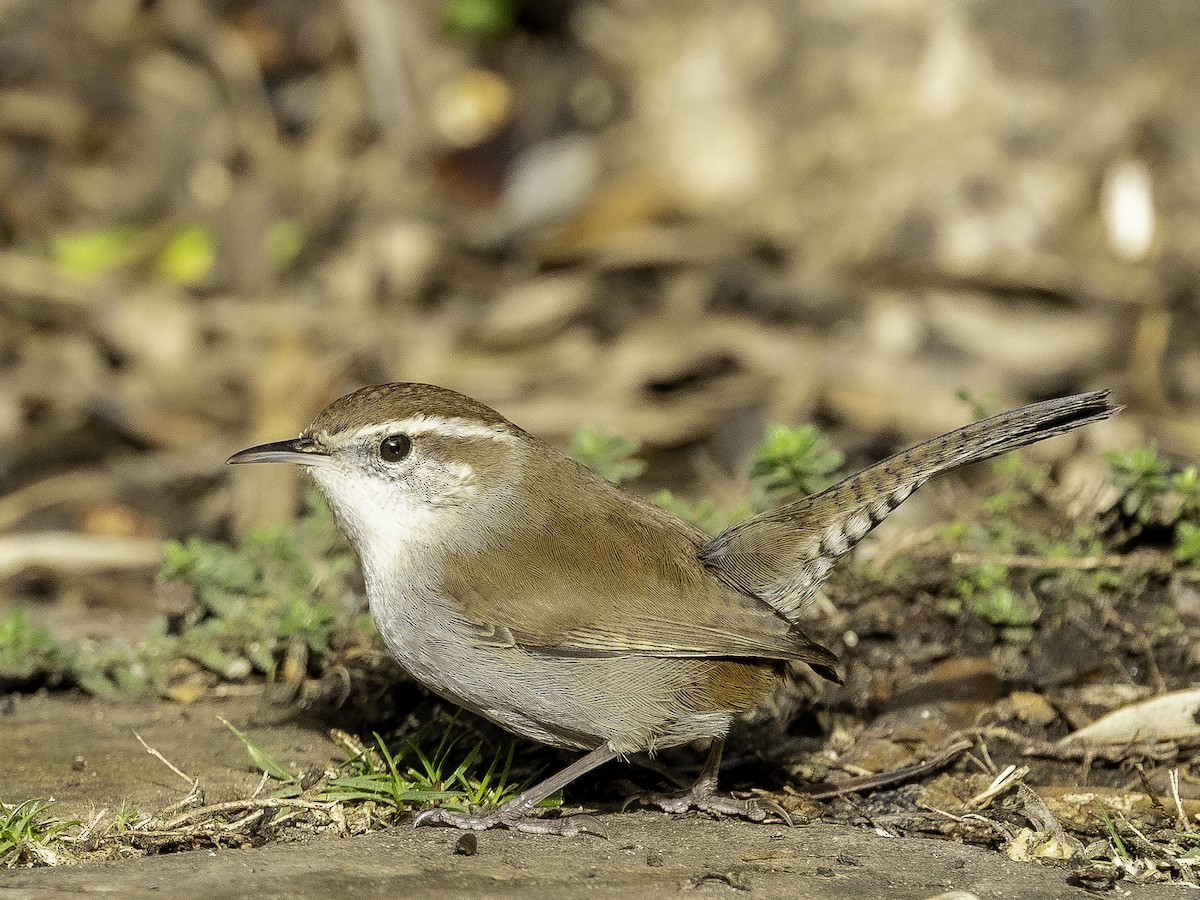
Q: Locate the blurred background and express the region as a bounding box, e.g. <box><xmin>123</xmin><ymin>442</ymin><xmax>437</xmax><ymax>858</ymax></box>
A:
<box><xmin>1</xmin><ymin>0</ymin><xmax>1197</xmax><ymax>634</ymax></box>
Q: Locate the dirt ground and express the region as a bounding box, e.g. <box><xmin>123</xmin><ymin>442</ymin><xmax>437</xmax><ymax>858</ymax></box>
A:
<box><xmin>2</xmin><ymin>690</ymin><xmax>1190</xmax><ymax>900</ymax></box>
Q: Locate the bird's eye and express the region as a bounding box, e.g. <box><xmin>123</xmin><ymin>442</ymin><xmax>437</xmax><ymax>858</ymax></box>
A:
<box><xmin>379</xmin><ymin>434</ymin><xmax>412</xmax><ymax>462</ymax></box>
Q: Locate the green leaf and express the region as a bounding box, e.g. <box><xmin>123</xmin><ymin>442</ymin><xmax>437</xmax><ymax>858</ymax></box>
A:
<box><xmin>1177</xmin><ymin>522</ymin><xmax>1200</xmax><ymax>566</ymax></box>
<box><xmin>156</xmin><ymin>224</ymin><xmax>215</xmax><ymax>286</ymax></box>
<box><xmin>220</xmin><ymin>717</ymin><xmax>297</xmax><ymax>783</ymax></box>
<box><xmin>50</xmin><ymin>226</ymin><xmax>141</xmax><ymax>278</ymax></box>
<box><xmin>442</xmin><ymin>0</ymin><xmax>515</xmax><ymax>39</ymax></box>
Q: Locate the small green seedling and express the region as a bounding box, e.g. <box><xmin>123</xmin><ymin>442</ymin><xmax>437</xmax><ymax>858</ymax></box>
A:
<box><xmin>751</xmin><ymin>424</ymin><xmax>845</xmax><ymax>505</ymax></box>
<box><xmin>0</xmin><ymin>798</ymin><xmax>78</xmax><ymax>867</ymax></box>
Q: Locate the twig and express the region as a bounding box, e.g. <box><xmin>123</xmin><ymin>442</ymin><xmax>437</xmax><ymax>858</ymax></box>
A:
<box><xmin>220</xmin><ymin>808</ymin><xmax>267</xmax><ymax>832</ymax></box>
<box><xmin>1171</xmin><ymin>769</ymin><xmax>1190</xmax><ymax>831</ymax></box>
<box><xmin>69</xmin><ymin>807</ymin><xmax>109</xmax><ymax>845</ymax></box>
<box><xmin>160</xmin><ymin>797</ymin><xmax>336</xmax><ymax>830</ymax></box>
<box><xmin>250</xmin><ymin>770</ymin><xmax>271</xmax><ymax>800</ymax></box>
<box><xmin>977</xmin><ymin>738</ymin><xmax>999</xmax><ymax>775</ymax></box>
<box><xmin>966</xmin><ymin>764</ymin><xmax>1027</xmax><ymax>809</ymax></box>
<box><xmin>951</xmin><ymin>550</ymin><xmax>1200</xmax><ymax>582</ymax></box>
<box><xmin>0</xmin><ymin>533</ymin><xmax>163</xmax><ymax>578</ymax></box>
<box><xmin>801</xmin><ymin>739</ymin><xmax>972</xmax><ymax>800</ymax></box>
<box><xmin>134</xmin><ymin>731</ymin><xmax>197</xmax><ymax>789</ymax></box>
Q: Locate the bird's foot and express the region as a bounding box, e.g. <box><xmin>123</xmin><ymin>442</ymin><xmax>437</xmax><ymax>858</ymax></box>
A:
<box><xmin>413</xmin><ymin>804</ymin><xmax>608</xmax><ymax>837</ymax></box>
<box><xmin>624</xmin><ymin>786</ymin><xmax>793</xmax><ymax>826</ymax></box>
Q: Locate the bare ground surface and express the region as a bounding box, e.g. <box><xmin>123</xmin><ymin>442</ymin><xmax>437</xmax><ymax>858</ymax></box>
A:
<box><xmin>5</xmin><ymin>818</ymin><xmax>1188</xmax><ymax>900</ymax></box>
<box><xmin>1</xmin><ymin>691</ymin><xmax>1191</xmax><ymax>899</ymax></box>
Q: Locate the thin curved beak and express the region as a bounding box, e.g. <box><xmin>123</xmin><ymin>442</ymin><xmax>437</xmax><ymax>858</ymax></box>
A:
<box><xmin>227</xmin><ymin>437</ymin><xmax>330</xmax><ymax>467</ymax></box>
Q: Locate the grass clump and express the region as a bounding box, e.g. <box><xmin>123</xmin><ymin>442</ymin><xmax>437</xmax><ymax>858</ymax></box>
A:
<box><xmin>224</xmin><ymin>716</ymin><xmax>523</xmax><ymax>815</ymax></box>
<box><xmin>953</xmin><ymin>560</ymin><xmax>1039</xmax><ymax>635</ymax></box>
<box><xmin>0</xmin><ymin>607</ymin><xmax>142</xmax><ymax>695</ymax></box>
<box><xmin>0</xmin><ymin>609</ymin><xmax>67</xmax><ymax>687</ymax></box>
<box><xmin>324</xmin><ymin>728</ymin><xmax>520</xmax><ymax>813</ymax></box>
<box><xmin>0</xmin><ymin>798</ymin><xmax>78</xmax><ymax>867</ymax></box>
<box><xmin>1106</xmin><ymin>446</ymin><xmax>1200</xmax><ymax>531</ymax></box>
<box><xmin>1177</xmin><ymin>522</ymin><xmax>1200</xmax><ymax>567</ymax></box>
<box><xmin>1105</xmin><ymin>446</ymin><xmax>1200</xmax><ymax>571</ymax></box>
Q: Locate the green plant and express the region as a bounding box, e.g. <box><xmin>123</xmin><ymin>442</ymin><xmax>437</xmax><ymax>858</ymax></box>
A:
<box><xmin>322</xmin><ymin>725</ymin><xmax>520</xmax><ymax>812</ymax></box>
<box><xmin>154</xmin><ymin>223</ymin><xmax>215</xmax><ymax>285</ymax></box>
<box><xmin>0</xmin><ymin>608</ymin><xmax>129</xmax><ymax>694</ymax></box>
<box><xmin>567</xmin><ymin>428</ymin><xmax>646</xmax><ymax>485</ymax></box>
<box><xmin>1175</xmin><ymin>466</ymin><xmax>1200</xmax><ymax>525</ymax></box>
<box><xmin>454</xmin><ymin>743</ymin><xmax>521</xmax><ymax>811</ymax></box>
<box><xmin>1106</xmin><ymin>446</ymin><xmax>1200</xmax><ymax>529</ymax></box>
<box><xmin>1178</xmin><ymin>522</ymin><xmax>1200</xmax><ymax>567</ymax></box>
<box><xmin>159</xmin><ymin>494</ymin><xmax>356</xmax><ymax>681</ymax></box>
<box><xmin>955</xmin><ymin>561</ymin><xmax>1039</xmax><ymax>629</ymax></box>
<box><xmin>0</xmin><ymin>493</ymin><xmax>365</xmax><ymax>696</ymax></box>
<box><xmin>0</xmin><ymin>798</ymin><xmax>78</xmax><ymax>867</ymax></box>
<box><xmin>111</xmin><ymin>802</ymin><xmax>143</xmax><ymax>832</ymax></box>
<box><xmin>225</xmin><ymin>715</ymin><xmax>516</xmax><ymax>816</ymax></box>
<box><xmin>221</xmin><ymin>718</ymin><xmax>303</xmax><ymax>797</ymax></box>
<box><xmin>751</xmin><ymin>424</ymin><xmax>844</xmax><ymax>504</ymax></box>
<box><xmin>1099</xmin><ymin>806</ymin><xmax>1130</xmax><ymax>862</ymax></box>
<box><xmin>0</xmin><ymin>608</ymin><xmax>64</xmax><ymax>683</ymax></box>
<box><xmin>51</xmin><ymin>221</ymin><xmax>217</xmax><ymax>286</ymax></box>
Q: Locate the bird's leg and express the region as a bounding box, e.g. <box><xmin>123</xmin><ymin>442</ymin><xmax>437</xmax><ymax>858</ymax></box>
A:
<box><xmin>413</xmin><ymin>743</ymin><xmax>618</xmax><ymax>836</ymax></box>
<box><xmin>625</xmin><ymin>738</ymin><xmax>793</xmax><ymax>825</ymax></box>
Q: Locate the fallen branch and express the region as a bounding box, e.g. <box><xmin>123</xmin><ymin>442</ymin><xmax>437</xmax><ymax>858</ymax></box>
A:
<box><xmin>0</xmin><ymin>532</ymin><xmax>162</xmax><ymax>579</ymax></box>
<box><xmin>800</xmin><ymin>739</ymin><xmax>972</xmax><ymax>800</ymax></box>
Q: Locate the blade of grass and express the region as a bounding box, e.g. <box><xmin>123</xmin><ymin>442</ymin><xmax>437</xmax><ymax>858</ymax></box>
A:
<box><xmin>219</xmin><ymin>717</ymin><xmax>297</xmax><ymax>784</ymax></box>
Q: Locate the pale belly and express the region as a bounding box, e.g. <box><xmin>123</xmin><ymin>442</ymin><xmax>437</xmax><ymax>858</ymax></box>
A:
<box><xmin>370</xmin><ymin>593</ymin><xmax>734</xmax><ymax>754</ymax></box>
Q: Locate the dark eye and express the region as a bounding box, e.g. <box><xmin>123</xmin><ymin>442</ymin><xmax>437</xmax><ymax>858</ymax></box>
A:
<box><xmin>379</xmin><ymin>434</ymin><xmax>412</xmax><ymax>462</ymax></box>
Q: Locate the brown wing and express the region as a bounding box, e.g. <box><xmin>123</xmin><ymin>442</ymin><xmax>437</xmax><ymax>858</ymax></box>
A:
<box><xmin>441</xmin><ymin>471</ymin><xmax>836</xmax><ymax>670</ymax></box>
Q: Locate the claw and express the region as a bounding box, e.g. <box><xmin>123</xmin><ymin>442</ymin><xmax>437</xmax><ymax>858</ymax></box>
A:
<box><xmin>621</xmin><ymin>791</ymin><xmax>651</xmax><ymax>814</ymax></box>
<box><xmin>751</xmin><ymin>797</ymin><xmax>794</xmax><ymax>827</ymax></box>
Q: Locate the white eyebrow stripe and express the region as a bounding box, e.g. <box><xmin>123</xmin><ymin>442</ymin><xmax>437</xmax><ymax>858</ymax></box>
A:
<box><xmin>342</xmin><ymin>416</ymin><xmax>519</xmax><ymax>445</ymax></box>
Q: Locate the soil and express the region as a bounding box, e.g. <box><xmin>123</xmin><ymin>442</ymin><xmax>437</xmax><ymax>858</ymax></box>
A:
<box><xmin>3</xmin><ymin>691</ymin><xmax>1189</xmax><ymax>900</ymax></box>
